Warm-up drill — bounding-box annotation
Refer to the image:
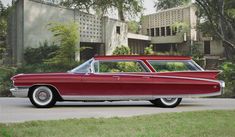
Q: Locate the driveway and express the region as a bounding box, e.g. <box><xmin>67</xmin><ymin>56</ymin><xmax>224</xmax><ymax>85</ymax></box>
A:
<box><xmin>0</xmin><ymin>98</ymin><xmax>235</xmax><ymax>123</ymax></box>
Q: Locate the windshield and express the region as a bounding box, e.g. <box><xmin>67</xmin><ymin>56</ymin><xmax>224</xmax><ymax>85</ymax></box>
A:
<box><xmin>70</xmin><ymin>59</ymin><xmax>92</xmax><ymax>73</ymax></box>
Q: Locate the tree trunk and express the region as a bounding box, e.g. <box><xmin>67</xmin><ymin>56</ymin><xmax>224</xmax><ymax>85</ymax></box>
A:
<box><xmin>118</xmin><ymin>8</ymin><xmax>125</xmax><ymax>21</ymax></box>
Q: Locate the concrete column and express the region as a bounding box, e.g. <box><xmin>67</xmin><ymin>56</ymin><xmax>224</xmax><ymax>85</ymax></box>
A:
<box><xmin>75</xmin><ymin>42</ymin><xmax>80</xmax><ymax>61</ymax></box>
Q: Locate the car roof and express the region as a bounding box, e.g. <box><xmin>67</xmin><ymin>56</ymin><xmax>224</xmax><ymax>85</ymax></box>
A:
<box><xmin>94</xmin><ymin>55</ymin><xmax>192</xmax><ymax>60</ymax></box>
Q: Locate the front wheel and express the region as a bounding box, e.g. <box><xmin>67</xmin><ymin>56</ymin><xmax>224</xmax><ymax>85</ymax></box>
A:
<box><xmin>29</xmin><ymin>86</ymin><xmax>57</xmax><ymax>108</ymax></box>
<box><xmin>150</xmin><ymin>98</ymin><xmax>182</xmax><ymax>108</ymax></box>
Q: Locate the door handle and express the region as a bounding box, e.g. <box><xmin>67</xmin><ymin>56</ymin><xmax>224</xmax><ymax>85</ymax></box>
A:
<box><xmin>113</xmin><ymin>76</ymin><xmax>120</xmax><ymax>80</ymax></box>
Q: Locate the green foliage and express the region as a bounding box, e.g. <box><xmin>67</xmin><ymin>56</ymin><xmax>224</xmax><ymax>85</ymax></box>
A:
<box><xmin>154</xmin><ymin>0</ymin><xmax>191</xmax><ymax>11</ymax></box>
<box><xmin>0</xmin><ymin>2</ymin><xmax>11</xmax><ymax>59</ymax></box>
<box><xmin>45</xmin><ymin>22</ymin><xmax>79</xmax><ymax>65</ymax></box>
<box><xmin>112</xmin><ymin>45</ymin><xmax>131</xmax><ymax>55</ymax></box>
<box><xmin>99</xmin><ymin>61</ymin><xmax>145</xmax><ymax>73</ymax></box>
<box><xmin>0</xmin><ymin>67</ymin><xmax>16</xmax><ymax>96</ymax></box>
<box><xmin>150</xmin><ymin>61</ymin><xmax>189</xmax><ymax>72</ymax></box>
<box><xmin>62</xmin><ymin>0</ymin><xmax>144</xmax><ymax>21</ymax></box>
<box><xmin>220</xmin><ymin>62</ymin><xmax>235</xmax><ymax>97</ymax></box>
<box><xmin>17</xmin><ymin>62</ymin><xmax>81</xmax><ymax>73</ymax></box>
<box><xmin>191</xmin><ymin>43</ymin><xmax>203</xmax><ymax>60</ymax></box>
<box><xmin>144</xmin><ymin>45</ymin><xmax>154</xmax><ymax>55</ymax></box>
<box><xmin>24</xmin><ymin>41</ymin><xmax>59</xmax><ymax>64</ymax></box>
<box><xmin>171</xmin><ymin>22</ymin><xmax>189</xmax><ymax>34</ymax></box>
<box><xmin>127</xmin><ymin>20</ymin><xmax>139</xmax><ymax>33</ymax></box>
<box><xmin>155</xmin><ymin>51</ymin><xmax>185</xmax><ymax>56</ymax></box>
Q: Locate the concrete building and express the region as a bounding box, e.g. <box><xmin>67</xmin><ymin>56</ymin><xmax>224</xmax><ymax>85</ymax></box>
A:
<box><xmin>7</xmin><ymin>0</ymin><xmax>131</xmax><ymax>65</ymax></box>
<box><xmin>141</xmin><ymin>5</ymin><xmax>224</xmax><ymax>58</ymax></box>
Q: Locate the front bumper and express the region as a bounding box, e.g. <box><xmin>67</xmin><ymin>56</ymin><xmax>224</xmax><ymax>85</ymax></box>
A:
<box><xmin>10</xmin><ymin>87</ymin><xmax>29</xmax><ymax>97</ymax></box>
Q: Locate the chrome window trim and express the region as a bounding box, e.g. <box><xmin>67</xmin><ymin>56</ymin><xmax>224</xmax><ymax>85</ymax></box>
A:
<box><xmin>146</xmin><ymin>59</ymin><xmax>203</xmax><ymax>72</ymax></box>
<box><xmin>70</xmin><ymin>58</ymin><xmax>93</xmax><ymax>74</ymax></box>
<box><xmin>91</xmin><ymin>59</ymin><xmax>152</xmax><ymax>74</ymax></box>
<box><xmin>191</xmin><ymin>60</ymin><xmax>204</xmax><ymax>71</ymax></box>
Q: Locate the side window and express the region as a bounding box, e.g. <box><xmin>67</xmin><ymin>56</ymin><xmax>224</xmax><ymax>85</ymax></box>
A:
<box><xmin>94</xmin><ymin>61</ymin><xmax>149</xmax><ymax>73</ymax></box>
<box><xmin>148</xmin><ymin>60</ymin><xmax>199</xmax><ymax>72</ymax></box>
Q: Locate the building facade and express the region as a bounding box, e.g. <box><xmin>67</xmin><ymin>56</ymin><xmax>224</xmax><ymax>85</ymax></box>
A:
<box><xmin>8</xmin><ymin>0</ymin><xmax>130</xmax><ymax>65</ymax></box>
<box><xmin>141</xmin><ymin>5</ymin><xmax>224</xmax><ymax>58</ymax></box>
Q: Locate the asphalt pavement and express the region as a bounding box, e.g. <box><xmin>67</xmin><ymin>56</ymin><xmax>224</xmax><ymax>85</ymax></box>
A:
<box><xmin>0</xmin><ymin>98</ymin><xmax>235</xmax><ymax>123</ymax></box>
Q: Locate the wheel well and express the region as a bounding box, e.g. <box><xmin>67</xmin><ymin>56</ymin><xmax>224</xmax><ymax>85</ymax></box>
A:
<box><xmin>28</xmin><ymin>85</ymin><xmax>63</xmax><ymax>101</ymax></box>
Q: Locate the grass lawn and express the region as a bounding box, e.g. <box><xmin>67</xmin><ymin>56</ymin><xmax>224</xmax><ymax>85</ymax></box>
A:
<box><xmin>1</xmin><ymin>110</ymin><xmax>235</xmax><ymax>137</ymax></box>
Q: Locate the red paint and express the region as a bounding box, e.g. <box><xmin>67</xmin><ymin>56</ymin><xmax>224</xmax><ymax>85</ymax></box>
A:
<box><xmin>94</xmin><ymin>55</ymin><xmax>191</xmax><ymax>60</ymax></box>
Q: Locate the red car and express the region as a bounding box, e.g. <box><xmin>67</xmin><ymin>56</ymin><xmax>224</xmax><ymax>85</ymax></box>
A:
<box><xmin>10</xmin><ymin>55</ymin><xmax>225</xmax><ymax>108</ymax></box>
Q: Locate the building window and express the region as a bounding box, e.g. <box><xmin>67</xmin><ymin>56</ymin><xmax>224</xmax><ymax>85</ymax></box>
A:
<box><xmin>116</xmin><ymin>26</ymin><xmax>121</xmax><ymax>34</ymax></box>
<box><xmin>155</xmin><ymin>28</ymin><xmax>160</xmax><ymax>36</ymax></box>
<box><xmin>151</xmin><ymin>28</ymin><xmax>154</xmax><ymax>36</ymax></box>
<box><xmin>147</xmin><ymin>29</ymin><xmax>150</xmax><ymax>36</ymax></box>
<box><xmin>172</xmin><ymin>27</ymin><xmax>177</xmax><ymax>35</ymax></box>
<box><xmin>161</xmin><ymin>27</ymin><xmax>165</xmax><ymax>36</ymax></box>
<box><xmin>166</xmin><ymin>26</ymin><xmax>171</xmax><ymax>36</ymax></box>
<box><xmin>204</xmin><ymin>41</ymin><xmax>211</xmax><ymax>54</ymax></box>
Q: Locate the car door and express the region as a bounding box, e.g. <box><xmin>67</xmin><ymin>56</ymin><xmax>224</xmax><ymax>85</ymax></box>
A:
<box><xmin>79</xmin><ymin>60</ymin><xmax>153</xmax><ymax>97</ymax></box>
<box><xmin>79</xmin><ymin>73</ymin><xmax>121</xmax><ymax>95</ymax></box>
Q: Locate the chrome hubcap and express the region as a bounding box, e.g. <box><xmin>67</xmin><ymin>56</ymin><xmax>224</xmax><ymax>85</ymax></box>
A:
<box><xmin>37</xmin><ymin>91</ymin><xmax>50</xmax><ymax>101</ymax></box>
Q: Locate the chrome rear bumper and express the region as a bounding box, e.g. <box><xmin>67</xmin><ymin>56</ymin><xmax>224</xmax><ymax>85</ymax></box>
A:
<box><xmin>219</xmin><ymin>80</ymin><xmax>225</xmax><ymax>95</ymax></box>
<box><xmin>10</xmin><ymin>87</ymin><xmax>29</xmax><ymax>97</ymax></box>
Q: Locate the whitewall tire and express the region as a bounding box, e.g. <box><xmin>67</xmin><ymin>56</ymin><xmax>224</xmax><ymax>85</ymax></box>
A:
<box><xmin>150</xmin><ymin>98</ymin><xmax>182</xmax><ymax>108</ymax></box>
<box><xmin>29</xmin><ymin>86</ymin><xmax>56</xmax><ymax>108</ymax></box>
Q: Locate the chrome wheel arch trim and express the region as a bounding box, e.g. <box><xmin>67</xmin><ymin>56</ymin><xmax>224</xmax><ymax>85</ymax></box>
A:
<box><xmin>29</xmin><ymin>84</ymin><xmax>62</xmax><ymax>98</ymax></box>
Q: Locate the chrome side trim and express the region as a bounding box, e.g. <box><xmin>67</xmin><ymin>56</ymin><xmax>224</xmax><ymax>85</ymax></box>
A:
<box><xmin>61</xmin><ymin>91</ymin><xmax>222</xmax><ymax>101</ymax></box>
<box><xmin>10</xmin><ymin>87</ymin><xmax>29</xmax><ymax>97</ymax></box>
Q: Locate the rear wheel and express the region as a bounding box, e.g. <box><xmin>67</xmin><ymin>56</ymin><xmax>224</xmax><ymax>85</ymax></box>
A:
<box><xmin>150</xmin><ymin>98</ymin><xmax>182</xmax><ymax>108</ymax></box>
<box><xmin>29</xmin><ymin>86</ymin><xmax>57</xmax><ymax>108</ymax></box>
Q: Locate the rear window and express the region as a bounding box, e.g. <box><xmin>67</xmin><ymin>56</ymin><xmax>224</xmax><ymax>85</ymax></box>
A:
<box><xmin>148</xmin><ymin>60</ymin><xmax>200</xmax><ymax>72</ymax></box>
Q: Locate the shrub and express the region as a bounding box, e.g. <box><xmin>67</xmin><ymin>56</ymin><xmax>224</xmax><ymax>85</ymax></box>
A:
<box><xmin>0</xmin><ymin>67</ymin><xmax>16</xmax><ymax>96</ymax></box>
<box><xmin>45</xmin><ymin>22</ymin><xmax>80</xmax><ymax>65</ymax></box>
<box><xmin>219</xmin><ymin>62</ymin><xmax>235</xmax><ymax>97</ymax></box>
<box><xmin>144</xmin><ymin>45</ymin><xmax>154</xmax><ymax>55</ymax></box>
<box><xmin>112</xmin><ymin>45</ymin><xmax>131</xmax><ymax>55</ymax></box>
<box><xmin>24</xmin><ymin>41</ymin><xmax>59</xmax><ymax>64</ymax></box>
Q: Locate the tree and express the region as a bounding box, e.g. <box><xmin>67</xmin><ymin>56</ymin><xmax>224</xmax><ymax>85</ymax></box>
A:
<box><xmin>62</xmin><ymin>0</ymin><xmax>143</xmax><ymax>21</ymax></box>
<box><xmin>154</xmin><ymin>0</ymin><xmax>191</xmax><ymax>11</ymax></box>
<box><xmin>45</xmin><ymin>22</ymin><xmax>80</xmax><ymax>65</ymax></box>
<box><xmin>0</xmin><ymin>1</ymin><xmax>11</xmax><ymax>59</ymax></box>
<box><xmin>195</xmin><ymin>0</ymin><xmax>235</xmax><ymax>59</ymax></box>
<box><xmin>61</xmin><ymin>0</ymin><xmax>94</xmax><ymax>13</ymax></box>
<box><xmin>128</xmin><ymin>20</ymin><xmax>139</xmax><ymax>33</ymax></box>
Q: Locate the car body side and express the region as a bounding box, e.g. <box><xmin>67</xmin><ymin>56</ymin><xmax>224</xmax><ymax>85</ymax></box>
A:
<box><xmin>10</xmin><ymin>56</ymin><xmax>225</xmax><ymax>101</ymax></box>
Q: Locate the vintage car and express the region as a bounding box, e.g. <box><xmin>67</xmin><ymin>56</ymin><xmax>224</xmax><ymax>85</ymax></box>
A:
<box><xmin>10</xmin><ymin>55</ymin><xmax>225</xmax><ymax>108</ymax></box>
